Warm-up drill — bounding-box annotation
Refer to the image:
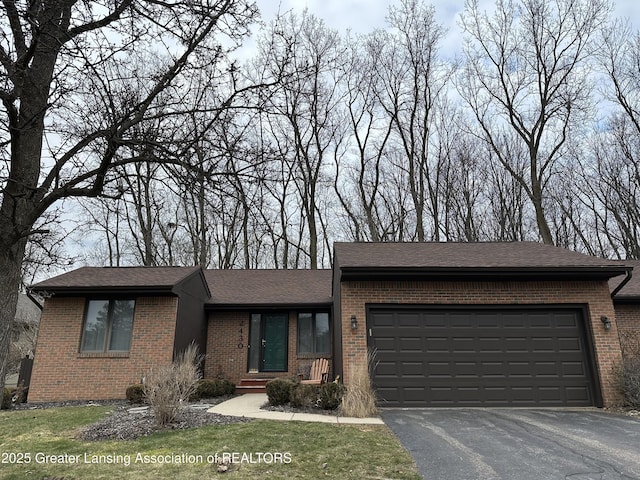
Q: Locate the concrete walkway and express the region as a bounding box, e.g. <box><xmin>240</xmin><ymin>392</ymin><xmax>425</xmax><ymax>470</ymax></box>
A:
<box><xmin>208</xmin><ymin>394</ymin><xmax>383</xmax><ymax>424</ymax></box>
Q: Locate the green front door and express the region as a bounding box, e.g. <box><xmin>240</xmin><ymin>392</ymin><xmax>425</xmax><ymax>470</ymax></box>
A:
<box><xmin>261</xmin><ymin>313</ymin><xmax>288</xmax><ymax>372</ymax></box>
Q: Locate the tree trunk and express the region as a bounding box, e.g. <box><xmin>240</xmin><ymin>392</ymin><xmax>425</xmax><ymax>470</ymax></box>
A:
<box><xmin>531</xmin><ymin>171</ymin><xmax>554</xmax><ymax>245</ymax></box>
<box><xmin>0</xmin><ymin>237</ymin><xmax>27</xmax><ymax>391</ymax></box>
<box><xmin>409</xmin><ymin>169</ymin><xmax>426</xmax><ymax>242</ymax></box>
<box><xmin>0</xmin><ymin>32</ymin><xmax>57</xmax><ymax>391</ymax></box>
<box><xmin>307</xmin><ymin>204</ymin><xmax>319</xmax><ymax>270</ymax></box>
<box><xmin>533</xmin><ymin>196</ymin><xmax>554</xmax><ymax>245</ymax></box>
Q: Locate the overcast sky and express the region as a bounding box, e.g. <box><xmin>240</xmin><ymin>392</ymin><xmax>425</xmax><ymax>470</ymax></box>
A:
<box><xmin>250</xmin><ymin>0</ymin><xmax>640</xmax><ymax>59</ymax></box>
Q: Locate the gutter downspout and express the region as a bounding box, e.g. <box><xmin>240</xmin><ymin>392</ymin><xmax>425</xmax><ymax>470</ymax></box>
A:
<box><xmin>26</xmin><ymin>289</ymin><xmax>44</xmax><ymax>311</ymax></box>
<box><xmin>611</xmin><ymin>267</ymin><xmax>633</xmax><ymax>299</ymax></box>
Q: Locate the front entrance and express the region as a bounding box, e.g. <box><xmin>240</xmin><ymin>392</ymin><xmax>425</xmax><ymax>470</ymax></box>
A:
<box><xmin>248</xmin><ymin>313</ymin><xmax>288</xmax><ymax>372</ymax></box>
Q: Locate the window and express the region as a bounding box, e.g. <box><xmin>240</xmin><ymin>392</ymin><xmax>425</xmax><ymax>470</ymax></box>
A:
<box><xmin>80</xmin><ymin>299</ymin><xmax>135</xmax><ymax>352</ymax></box>
<box><xmin>297</xmin><ymin>312</ymin><xmax>330</xmax><ymax>355</ymax></box>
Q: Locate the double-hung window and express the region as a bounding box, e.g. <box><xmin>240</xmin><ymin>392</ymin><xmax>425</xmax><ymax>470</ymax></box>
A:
<box><xmin>297</xmin><ymin>312</ymin><xmax>330</xmax><ymax>355</ymax></box>
<box><xmin>80</xmin><ymin>299</ymin><xmax>135</xmax><ymax>353</ymax></box>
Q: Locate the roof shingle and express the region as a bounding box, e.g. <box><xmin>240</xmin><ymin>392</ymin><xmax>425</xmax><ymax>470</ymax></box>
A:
<box><xmin>204</xmin><ymin>269</ymin><xmax>333</xmax><ymax>306</ymax></box>
<box><xmin>31</xmin><ymin>266</ymin><xmax>202</xmax><ymax>292</ymax></box>
<box><xmin>334</xmin><ymin>242</ymin><xmax>625</xmax><ymax>269</ymax></box>
<box><xmin>31</xmin><ymin>243</ymin><xmax>632</xmax><ymax>303</ymax></box>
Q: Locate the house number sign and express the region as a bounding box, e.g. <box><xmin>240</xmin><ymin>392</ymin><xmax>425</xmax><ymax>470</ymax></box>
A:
<box><xmin>237</xmin><ymin>321</ymin><xmax>244</xmax><ymax>349</ymax></box>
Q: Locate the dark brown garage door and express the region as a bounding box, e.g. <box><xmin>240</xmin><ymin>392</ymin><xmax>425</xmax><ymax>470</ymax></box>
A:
<box><xmin>368</xmin><ymin>307</ymin><xmax>598</xmax><ymax>407</ymax></box>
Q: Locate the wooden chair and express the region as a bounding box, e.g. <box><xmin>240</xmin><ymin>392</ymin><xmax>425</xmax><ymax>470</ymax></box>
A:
<box><xmin>299</xmin><ymin>358</ymin><xmax>329</xmax><ymax>385</ymax></box>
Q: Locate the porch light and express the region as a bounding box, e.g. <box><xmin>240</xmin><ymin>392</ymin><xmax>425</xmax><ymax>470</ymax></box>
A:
<box><xmin>600</xmin><ymin>316</ymin><xmax>612</xmax><ymax>330</ymax></box>
<box><xmin>350</xmin><ymin>315</ymin><xmax>358</xmax><ymax>330</ymax></box>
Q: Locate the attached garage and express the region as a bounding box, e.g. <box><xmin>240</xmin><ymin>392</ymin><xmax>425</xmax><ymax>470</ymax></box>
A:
<box><xmin>368</xmin><ymin>306</ymin><xmax>599</xmax><ymax>407</ymax></box>
<box><xmin>334</xmin><ymin>242</ymin><xmax>630</xmax><ymax>408</ymax></box>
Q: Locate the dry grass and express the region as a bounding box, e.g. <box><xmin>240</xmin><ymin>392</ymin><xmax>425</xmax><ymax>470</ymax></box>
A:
<box><xmin>613</xmin><ymin>357</ymin><xmax>640</xmax><ymax>407</ymax></box>
<box><xmin>340</xmin><ymin>350</ymin><xmax>379</xmax><ymax>418</ymax></box>
<box><xmin>0</xmin><ymin>408</ymin><xmax>421</xmax><ymax>479</ymax></box>
<box><xmin>620</xmin><ymin>330</ymin><xmax>640</xmax><ymax>359</ymax></box>
<box><xmin>144</xmin><ymin>343</ymin><xmax>203</xmax><ymax>426</ymax></box>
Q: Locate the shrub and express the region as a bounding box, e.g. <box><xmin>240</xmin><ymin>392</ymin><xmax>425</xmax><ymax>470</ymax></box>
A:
<box><xmin>265</xmin><ymin>378</ymin><xmax>295</xmax><ymax>406</ymax></box>
<box><xmin>290</xmin><ymin>384</ymin><xmax>318</xmax><ymax>408</ymax></box>
<box><xmin>126</xmin><ymin>384</ymin><xmax>145</xmax><ymax>404</ymax></box>
<box><xmin>193</xmin><ymin>379</ymin><xmax>235</xmax><ymax>400</ymax></box>
<box><xmin>1</xmin><ymin>387</ymin><xmax>27</xmax><ymax>409</ymax></box>
<box><xmin>144</xmin><ymin>343</ymin><xmax>203</xmax><ymax>426</ymax></box>
<box><xmin>222</xmin><ymin>379</ymin><xmax>236</xmax><ymax>395</ymax></box>
<box><xmin>2</xmin><ymin>388</ymin><xmax>13</xmax><ymax>410</ymax></box>
<box><xmin>318</xmin><ymin>382</ymin><xmax>345</xmax><ymax>410</ymax></box>
<box><xmin>340</xmin><ymin>350</ymin><xmax>379</xmax><ymax>418</ymax></box>
<box><xmin>620</xmin><ymin>330</ymin><xmax>640</xmax><ymax>359</ymax></box>
<box><xmin>612</xmin><ymin>358</ymin><xmax>640</xmax><ymax>407</ymax></box>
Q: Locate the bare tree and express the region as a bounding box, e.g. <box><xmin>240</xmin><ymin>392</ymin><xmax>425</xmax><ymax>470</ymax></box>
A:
<box><xmin>583</xmin><ymin>115</ymin><xmax>640</xmax><ymax>258</ymax></box>
<box><xmin>333</xmin><ymin>32</ymin><xmax>396</xmax><ymax>242</ymax></box>
<box><xmin>589</xmin><ymin>20</ymin><xmax>640</xmax><ymax>258</ymax></box>
<box><xmin>0</xmin><ymin>0</ymin><xmax>259</xmax><ymax>388</ymax></box>
<box><xmin>373</xmin><ymin>0</ymin><xmax>453</xmax><ymax>241</ymax></box>
<box><xmin>440</xmin><ymin>124</ymin><xmax>488</xmax><ymax>242</ymax></box>
<box><xmin>459</xmin><ymin>0</ymin><xmax>610</xmax><ymax>244</ymax></box>
<box><xmin>600</xmin><ymin>20</ymin><xmax>640</xmax><ymax>135</ymax></box>
<box><xmin>255</xmin><ymin>10</ymin><xmax>346</xmax><ymax>268</ymax></box>
<box><xmin>483</xmin><ymin>134</ymin><xmax>530</xmax><ymax>241</ymax></box>
<box><xmin>121</xmin><ymin>160</ymin><xmax>165</xmax><ymax>266</ymax></box>
<box><xmin>78</xmin><ymin>197</ymin><xmax>126</xmax><ymax>266</ymax></box>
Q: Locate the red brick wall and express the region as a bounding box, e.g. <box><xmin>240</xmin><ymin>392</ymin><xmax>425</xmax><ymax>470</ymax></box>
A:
<box><xmin>340</xmin><ymin>279</ymin><xmax>623</xmax><ymax>406</ymax></box>
<box><xmin>204</xmin><ymin>311</ymin><xmax>331</xmax><ymax>384</ymax></box>
<box><xmin>29</xmin><ymin>296</ymin><xmax>178</xmax><ymax>402</ymax></box>
<box><xmin>613</xmin><ymin>303</ymin><xmax>640</xmax><ymax>358</ymax></box>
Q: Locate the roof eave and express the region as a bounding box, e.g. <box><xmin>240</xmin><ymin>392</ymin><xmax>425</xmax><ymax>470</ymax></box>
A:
<box><xmin>612</xmin><ymin>295</ymin><xmax>640</xmax><ymax>304</ymax></box>
<box><xmin>205</xmin><ymin>302</ymin><xmax>333</xmax><ymax>312</ymax></box>
<box><xmin>30</xmin><ymin>285</ymin><xmax>178</xmax><ymax>296</ymax></box>
<box><xmin>339</xmin><ymin>266</ymin><xmax>629</xmax><ymax>281</ymax></box>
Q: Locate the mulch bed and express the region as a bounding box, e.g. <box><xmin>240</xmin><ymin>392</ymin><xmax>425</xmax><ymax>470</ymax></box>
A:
<box><xmin>80</xmin><ymin>403</ymin><xmax>252</xmax><ymax>441</ymax></box>
<box><xmin>10</xmin><ymin>397</ymin><xmax>252</xmax><ymax>441</ymax></box>
<box><xmin>261</xmin><ymin>402</ymin><xmax>340</xmax><ymax>416</ymax></box>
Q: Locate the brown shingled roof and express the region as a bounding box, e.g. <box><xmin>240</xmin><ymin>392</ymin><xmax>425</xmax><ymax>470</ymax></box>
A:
<box><xmin>610</xmin><ymin>260</ymin><xmax>640</xmax><ymax>300</ymax></box>
<box><xmin>204</xmin><ymin>269</ymin><xmax>332</xmax><ymax>307</ymax></box>
<box><xmin>31</xmin><ymin>266</ymin><xmax>202</xmax><ymax>293</ymax></box>
<box><xmin>30</xmin><ymin>243</ymin><xmax>631</xmax><ymax>303</ymax></box>
<box><xmin>30</xmin><ymin>266</ymin><xmax>332</xmax><ymax>306</ymax></box>
<box><xmin>334</xmin><ymin>241</ymin><xmax>625</xmax><ymax>269</ymax></box>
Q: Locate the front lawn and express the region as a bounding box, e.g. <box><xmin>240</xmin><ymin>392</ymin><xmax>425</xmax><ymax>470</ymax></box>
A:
<box><xmin>0</xmin><ymin>406</ymin><xmax>420</xmax><ymax>479</ymax></box>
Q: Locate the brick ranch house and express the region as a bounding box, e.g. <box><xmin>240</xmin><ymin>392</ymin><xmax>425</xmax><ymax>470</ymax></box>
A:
<box><xmin>27</xmin><ymin>242</ymin><xmax>640</xmax><ymax>408</ymax></box>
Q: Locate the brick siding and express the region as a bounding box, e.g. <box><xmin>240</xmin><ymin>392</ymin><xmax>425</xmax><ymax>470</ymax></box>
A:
<box><xmin>29</xmin><ymin>277</ymin><xmax>628</xmax><ymax>406</ymax></box>
<box><xmin>29</xmin><ymin>296</ymin><xmax>178</xmax><ymax>402</ymax></box>
<box><xmin>204</xmin><ymin>311</ymin><xmax>332</xmax><ymax>384</ymax></box>
<box><xmin>340</xmin><ymin>279</ymin><xmax>623</xmax><ymax>407</ymax></box>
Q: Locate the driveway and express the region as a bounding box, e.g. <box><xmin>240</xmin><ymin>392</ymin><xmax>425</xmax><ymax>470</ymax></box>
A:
<box><xmin>381</xmin><ymin>409</ymin><xmax>640</xmax><ymax>480</ymax></box>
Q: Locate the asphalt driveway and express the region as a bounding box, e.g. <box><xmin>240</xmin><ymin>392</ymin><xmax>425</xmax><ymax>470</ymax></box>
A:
<box><xmin>381</xmin><ymin>409</ymin><xmax>640</xmax><ymax>480</ymax></box>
